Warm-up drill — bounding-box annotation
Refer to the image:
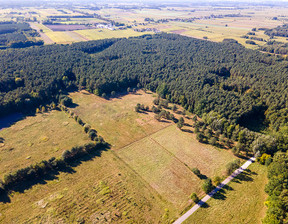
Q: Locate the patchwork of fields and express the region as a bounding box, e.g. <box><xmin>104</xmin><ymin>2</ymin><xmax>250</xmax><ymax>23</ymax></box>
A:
<box><xmin>1</xmin><ymin>4</ymin><xmax>287</xmax><ymax>47</ymax></box>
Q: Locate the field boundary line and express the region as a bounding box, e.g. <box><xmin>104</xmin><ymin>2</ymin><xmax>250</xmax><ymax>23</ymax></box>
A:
<box><xmin>110</xmin><ymin>150</ymin><xmax>171</xmax><ymax>205</ymax></box>
<box><xmin>150</xmin><ymin>137</ymin><xmax>195</xmax><ymax>175</ymax></box>
<box><xmin>114</xmin><ymin>122</ymin><xmax>173</xmax><ymax>152</ymax></box>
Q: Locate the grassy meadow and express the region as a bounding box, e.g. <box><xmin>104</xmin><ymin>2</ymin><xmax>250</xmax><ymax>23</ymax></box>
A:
<box><xmin>0</xmin><ymin>110</ymin><xmax>90</xmax><ymax>175</ymax></box>
<box><xmin>117</xmin><ymin>124</ymin><xmax>236</xmax><ymax>210</ymax></box>
<box><xmin>69</xmin><ymin>90</ymin><xmax>171</xmax><ymax>149</ymax></box>
<box><xmin>0</xmin><ymin>150</ymin><xmax>172</xmax><ymax>223</ymax></box>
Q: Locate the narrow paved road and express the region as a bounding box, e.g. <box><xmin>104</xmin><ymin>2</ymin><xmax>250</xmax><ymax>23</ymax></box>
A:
<box><xmin>173</xmin><ymin>156</ymin><xmax>256</xmax><ymax>224</ymax></box>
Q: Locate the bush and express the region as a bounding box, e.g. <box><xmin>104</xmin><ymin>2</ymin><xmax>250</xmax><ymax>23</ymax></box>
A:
<box><xmin>60</xmin><ymin>96</ymin><xmax>73</xmax><ymax>107</ymax></box>
<box><xmin>257</xmin><ymin>153</ymin><xmax>271</xmax><ymax>165</ymax></box>
<box><xmin>196</xmin><ymin>133</ymin><xmax>205</xmax><ymax>143</ymax></box>
<box><xmin>190</xmin><ymin>193</ymin><xmax>199</xmax><ymax>203</ymax></box>
<box><xmin>84</xmin><ymin>124</ymin><xmax>91</xmax><ymax>133</ymax></box>
<box><xmin>209</xmin><ymin>137</ymin><xmax>217</xmax><ymax>145</ymax></box>
<box><xmin>192</xmin><ymin>168</ymin><xmax>201</xmax><ymax>176</ymax></box>
<box><xmin>226</xmin><ymin>159</ymin><xmax>241</xmax><ymax>175</ymax></box>
<box><xmin>202</xmin><ymin>178</ymin><xmax>214</xmax><ymax>194</ymax></box>
<box><xmin>213</xmin><ymin>176</ymin><xmax>222</xmax><ymax>186</ymax></box>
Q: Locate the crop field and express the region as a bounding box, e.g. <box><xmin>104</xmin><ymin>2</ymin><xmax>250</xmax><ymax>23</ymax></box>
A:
<box><xmin>0</xmin><ymin>110</ymin><xmax>90</xmax><ymax>175</ymax></box>
<box><xmin>1</xmin><ymin>4</ymin><xmax>287</xmax><ymax>48</ymax></box>
<box><xmin>184</xmin><ymin>163</ymin><xmax>267</xmax><ymax>224</ymax></box>
<box><xmin>45</xmin><ymin>30</ymin><xmax>90</xmax><ymax>43</ymax></box>
<box><xmin>45</xmin><ymin>24</ymin><xmax>94</xmax><ymax>31</ymax></box>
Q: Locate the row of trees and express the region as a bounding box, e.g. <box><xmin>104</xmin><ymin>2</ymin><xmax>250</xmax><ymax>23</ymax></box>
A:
<box><xmin>1</xmin><ymin>142</ymin><xmax>108</xmax><ymax>193</ymax></box>
<box><xmin>58</xmin><ymin>102</ymin><xmax>104</xmax><ymax>143</ymax></box>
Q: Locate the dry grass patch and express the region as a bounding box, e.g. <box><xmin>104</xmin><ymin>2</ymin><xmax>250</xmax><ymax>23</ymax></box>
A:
<box><xmin>152</xmin><ymin>125</ymin><xmax>236</xmax><ymax>177</ymax></box>
<box><xmin>116</xmin><ymin>123</ymin><xmax>237</xmax><ymax>210</ymax></box>
<box><xmin>69</xmin><ymin>90</ymin><xmax>171</xmax><ymax>149</ymax></box>
<box><xmin>0</xmin><ymin>150</ymin><xmax>173</xmax><ymax>223</ymax></box>
<box><xmin>0</xmin><ymin>110</ymin><xmax>90</xmax><ymax>174</ymax></box>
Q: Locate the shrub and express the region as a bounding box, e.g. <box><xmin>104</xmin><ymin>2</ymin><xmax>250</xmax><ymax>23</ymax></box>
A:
<box><xmin>209</xmin><ymin>137</ymin><xmax>217</xmax><ymax>146</ymax></box>
<box><xmin>84</xmin><ymin>124</ymin><xmax>91</xmax><ymax>133</ymax></box>
<box><xmin>88</xmin><ymin>129</ymin><xmax>97</xmax><ymax>140</ymax></box>
<box><xmin>226</xmin><ymin>159</ymin><xmax>241</xmax><ymax>175</ymax></box>
<box><xmin>202</xmin><ymin>178</ymin><xmax>214</xmax><ymax>194</ymax></box>
<box><xmin>60</xmin><ymin>96</ymin><xmax>73</xmax><ymax>107</ymax></box>
<box><xmin>62</xmin><ymin>150</ymin><xmax>71</xmax><ymax>161</ymax></box>
<box><xmin>77</xmin><ymin>117</ymin><xmax>84</xmax><ymax>126</ymax></box>
<box><xmin>213</xmin><ymin>176</ymin><xmax>222</xmax><ymax>186</ymax></box>
<box><xmin>192</xmin><ymin>168</ymin><xmax>201</xmax><ymax>176</ymax></box>
<box><xmin>190</xmin><ymin>193</ymin><xmax>199</xmax><ymax>203</ymax></box>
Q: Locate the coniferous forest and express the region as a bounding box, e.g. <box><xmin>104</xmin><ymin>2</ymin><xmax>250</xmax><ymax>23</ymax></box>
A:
<box><xmin>1</xmin><ymin>33</ymin><xmax>288</xmax><ymax>133</ymax></box>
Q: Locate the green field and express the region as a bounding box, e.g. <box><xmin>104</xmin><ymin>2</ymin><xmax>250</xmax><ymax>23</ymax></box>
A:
<box><xmin>183</xmin><ymin>163</ymin><xmax>267</xmax><ymax>224</ymax></box>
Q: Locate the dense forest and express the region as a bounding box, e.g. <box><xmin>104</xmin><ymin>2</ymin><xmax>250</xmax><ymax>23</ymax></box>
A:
<box><xmin>0</xmin><ymin>22</ymin><xmax>43</xmax><ymax>49</ymax></box>
<box><xmin>1</xmin><ymin>33</ymin><xmax>288</xmax><ymax>134</ymax></box>
<box><xmin>265</xmin><ymin>24</ymin><xmax>288</xmax><ymax>38</ymax></box>
<box><xmin>264</xmin><ymin>151</ymin><xmax>288</xmax><ymax>224</ymax></box>
<box><xmin>259</xmin><ymin>41</ymin><xmax>288</xmax><ymax>55</ymax></box>
<box><xmin>1</xmin><ymin>34</ymin><xmax>288</xmax><ymax>130</ymax></box>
